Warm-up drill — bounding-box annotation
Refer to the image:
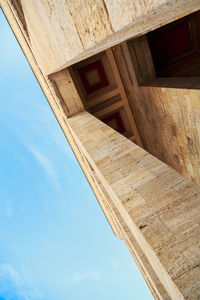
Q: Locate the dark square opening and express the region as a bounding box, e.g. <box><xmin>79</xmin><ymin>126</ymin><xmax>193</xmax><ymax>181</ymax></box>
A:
<box><xmin>128</xmin><ymin>10</ymin><xmax>200</xmax><ymax>89</ymax></box>
<box><xmin>147</xmin><ymin>11</ymin><xmax>200</xmax><ymax>78</ymax></box>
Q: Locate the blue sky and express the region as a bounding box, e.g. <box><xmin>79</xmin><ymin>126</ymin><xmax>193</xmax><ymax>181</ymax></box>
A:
<box><xmin>0</xmin><ymin>9</ymin><xmax>153</xmax><ymax>300</ymax></box>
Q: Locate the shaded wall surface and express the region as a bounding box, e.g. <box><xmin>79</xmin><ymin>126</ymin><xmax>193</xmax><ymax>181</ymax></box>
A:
<box><xmin>113</xmin><ymin>44</ymin><xmax>200</xmax><ymax>185</ymax></box>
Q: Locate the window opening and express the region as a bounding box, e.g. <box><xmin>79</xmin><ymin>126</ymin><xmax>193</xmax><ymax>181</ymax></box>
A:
<box><xmin>128</xmin><ymin>10</ymin><xmax>200</xmax><ymax>89</ymax></box>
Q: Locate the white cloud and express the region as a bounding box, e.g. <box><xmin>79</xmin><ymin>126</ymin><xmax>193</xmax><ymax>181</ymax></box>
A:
<box><xmin>64</xmin><ymin>270</ymin><xmax>100</xmax><ymax>285</ymax></box>
<box><xmin>0</xmin><ymin>264</ymin><xmax>20</xmax><ymax>286</ymax></box>
<box><xmin>27</xmin><ymin>145</ymin><xmax>68</xmax><ymax>216</ymax></box>
<box><xmin>29</xmin><ymin>146</ymin><xmax>55</xmax><ymax>178</ymax></box>
<box><xmin>28</xmin><ymin>144</ymin><xmax>64</xmax><ymax>196</ymax></box>
<box><xmin>0</xmin><ymin>263</ymin><xmax>42</xmax><ymax>300</ymax></box>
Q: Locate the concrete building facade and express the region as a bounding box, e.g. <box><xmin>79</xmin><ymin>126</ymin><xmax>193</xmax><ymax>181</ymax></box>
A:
<box><xmin>1</xmin><ymin>1</ymin><xmax>200</xmax><ymax>299</ymax></box>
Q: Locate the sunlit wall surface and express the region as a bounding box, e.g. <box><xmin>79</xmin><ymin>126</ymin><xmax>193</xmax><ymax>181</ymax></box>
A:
<box><xmin>0</xmin><ymin>9</ymin><xmax>153</xmax><ymax>300</ymax></box>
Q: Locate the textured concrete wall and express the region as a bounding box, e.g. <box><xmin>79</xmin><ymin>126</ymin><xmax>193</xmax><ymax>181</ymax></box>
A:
<box><xmin>113</xmin><ymin>43</ymin><xmax>200</xmax><ymax>186</ymax></box>
<box><xmin>68</xmin><ymin>111</ymin><xmax>200</xmax><ymax>300</ymax></box>
<box><xmin>12</xmin><ymin>0</ymin><xmax>200</xmax><ymax>74</ymax></box>
<box><xmin>3</xmin><ymin>1</ymin><xmax>200</xmax><ymax>298</ymax></box>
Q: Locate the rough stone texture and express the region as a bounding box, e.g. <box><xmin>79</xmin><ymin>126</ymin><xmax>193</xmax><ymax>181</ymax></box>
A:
<box><xmin>3</xmin><ymin>1</ymin><xmax>200</xmax><ymax>298</ymax></box>
<box><xmin>104</xmin><ymin>0</ymin><xmax>169</xmax><ymax>31</ymax></box>
<box><xmin>66</xmin><ymin>0</ymin><xmax>113</xmax><ymax>49</ymax></box>
<box><xmin>113</xmin><ymin>44</ymin><xmax>200</xmax><ymax>186</ymax></box>
<box><xmin>16</xmin><ymin>0</ymin><xmax>200</xmax><ymax>74</ymax></box>
<box><xmin>70</xmin><ymin>139</ymin><xmax>170</xmax><ymax>299</ymax></box>
<box><xmin>68</xmin><ymin>111</ymin><xmax>200</xmax><ymax>300</ymax></box>
<box><xmin>21</xmin><ymin>0</ymin><xmax>84</xmax><ymax>74</ymax></box>
<box><xmin>48</xmin><ymin>69</ymin><xmax>84</xmax><ymax>117</ymax></box>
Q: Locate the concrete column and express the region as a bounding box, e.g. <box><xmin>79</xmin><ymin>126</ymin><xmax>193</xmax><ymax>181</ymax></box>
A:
<box><xmin>67</xmin><ymin>111</ymin><xmax>200</xmax><ymax>300</ymax></box>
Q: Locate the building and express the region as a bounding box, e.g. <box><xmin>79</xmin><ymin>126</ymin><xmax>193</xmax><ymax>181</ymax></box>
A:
<box><xmin>1</xmin><ymin>1</ymin><xmax>200</xmax><ymax>299</ymax></box>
